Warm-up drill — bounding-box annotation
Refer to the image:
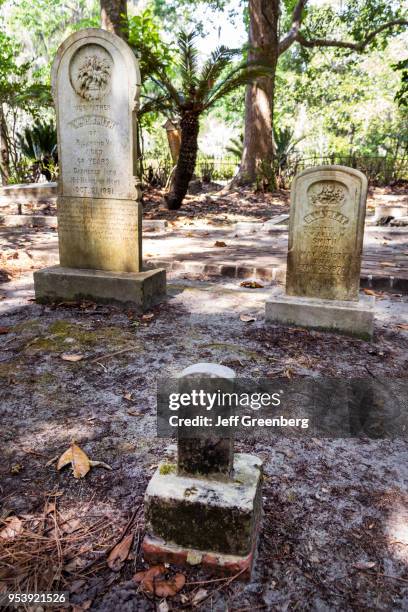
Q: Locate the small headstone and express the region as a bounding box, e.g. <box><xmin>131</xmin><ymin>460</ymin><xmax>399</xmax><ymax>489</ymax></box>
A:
<box><xmin>177</xmin><ymin>363</ymin><xmax>235</xmax><ymax>477</ymax></box>
<box><xmin>143</xmin><ymin>363</ymin><xmax>262</xmax><ymax>579</ymax></box>
<box><xmin>266</xmin><ymin>166</ymin><xmax>374</xmax><ymax>339</ymax></box>
<box><xmin>34</xmin><ymin>28</ymin><xmax>165</xmax><ymax>309</ymax></box>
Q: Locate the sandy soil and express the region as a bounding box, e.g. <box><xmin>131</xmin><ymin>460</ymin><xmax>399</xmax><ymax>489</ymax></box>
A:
<box><xmin>0</xmin><ymin>271</ymin><xmax>408</xmax><ymax>610</ymax></box>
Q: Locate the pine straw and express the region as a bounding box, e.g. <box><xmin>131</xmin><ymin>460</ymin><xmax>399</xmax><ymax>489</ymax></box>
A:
<box><xmin>0</xmin><ymin>496</ymin><xmax>118</xmax><ymax>595</ymax></box>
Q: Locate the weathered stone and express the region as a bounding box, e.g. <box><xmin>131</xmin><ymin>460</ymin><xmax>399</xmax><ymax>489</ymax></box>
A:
<box><xmin>177</xmin><ymin>363</ymin><xmax>235</xmax><ymax>477</ymax></box>
<box><xmin>144</xmin><ymin>454</ymin><xmax>262</xmax><ymax>556</ymax></box>
<box><xmin>287</xmin><ymin>165</ymin><xmax>368</xmax><ymax>301</ymax></box>
<box><xmin>266</xmin><ymin>290</ymin><xmax>374</xmax><ymax>340</ymax></box>
<box><xmin>266</xmin><ymin>165</ymin><xmax>375</xmax><ymax>339</ymax></box>
<box><xmin>34</xmin><ymin>28</ymin><xmax>166</xmax><ymax>308</ymax></box>
<box><xmin>33</xmin><ymin>265</ymin><xmax>166</xmax><ymax>310</ymax></box>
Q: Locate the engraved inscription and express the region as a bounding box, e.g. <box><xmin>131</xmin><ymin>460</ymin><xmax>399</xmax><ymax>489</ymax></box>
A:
<box><xmin>286</xmin><ymin>169</ymin><xmax>367</xmax><ymax>301</ymax></box>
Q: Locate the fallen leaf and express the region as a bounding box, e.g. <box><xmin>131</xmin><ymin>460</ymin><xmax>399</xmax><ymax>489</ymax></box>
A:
<box><xmin>127</xmin><ymin>410</ymin><xmax>142</xmax><ymax>416</ymax></box>
<box><xmin>107</xmin><ymin>533</ymin><xmax>134</xmax><ymax>571</ymax></box>
<box><xmin>57</xmin><ymin>443</ymin><xmax>90</xmax><ymax>479</ymax></box>
<box><xmin>363</xmin><ymin>289</ymin><xmax>376</xmax><ymax>296</ymax></box>
<box><xmin>396</xmin><ymin>323</ymin><xmax>408</xmax><ymax>330</ymax></box>
<box><xmin>158</xmin><ymin>602</ymin><xmax>169</xmax><ymax>612</ymax></box>
<box><xmin>10</xmin><ymin>463</ymin><xmax>23</xmax><ymax>474</ymax></box>
<box><xmin>0</xmin><ymin>516</ymin><xmax>23</xmax><ymax>540</ymax></box>
<box><xmin>142</xmin><ymin>313</ymin><xmax>154</xmax><ymax>321</ymax></box>
<box><xmin>240</xmin><ymin>281</ymin><xmax>264</xmax><ymax>289</ymax></box>
<box><xmin>214</xmin><ymin>241</ymin><xmax>227</xmax><ymax>247</ymax></box>
<box><xmin>192</xmin><ymin>588</ymin><xmax>208</xmax><ymax>606</ymax></box>
<box><xmin>0</xmin><ymin>327</ymin><xmax>10</xmax><ymax>334</ymax></box>
<box><xmin>61</xmin><ymin>353</ymin><xmax>84</xmax><ymax>362</ymax></box>
<box><xmin>57</xmin><ymin>447</ymin><xmax>73</xmax><ymax>471</ymax></box>
<box><xmin>134</xmin><ymin>565</ymin><xmax>185</xmax><ymax>597</ymax></box>
<box><xmin>89</xmin><ymin>460</ymin><xmax>112</xmax><ymax>471</ymax></box>
<box><xmin>44</xmin><ymin>501</ymin><xmax>56</xmax><ymax>515</ymax></box>
<box><xmin>123</xmin><ymin>392</ymin><xmax>133</xmax><ymax>401</ymax></box>
<box><xmin>240</xmin><ymin>314</ymin><xmax>256</xmax><ymax>322</ymax></box>
<box><xmin>354</xmin><ymin>561</ymin><xmax>376</xmax><ymax>570</ymax></box>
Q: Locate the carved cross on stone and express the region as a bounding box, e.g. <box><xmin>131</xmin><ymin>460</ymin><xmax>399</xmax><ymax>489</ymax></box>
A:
<box><xmin>176</xmin><ymin>363</ymin><xmax>236</xmax><ymax>477</ymax></box>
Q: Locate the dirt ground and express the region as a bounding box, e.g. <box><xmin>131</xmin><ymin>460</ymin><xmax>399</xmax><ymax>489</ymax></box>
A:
<box><xmin>1</xmin><ymin>186</ymin><xmax>408</xmax><ymax>611</ymax></box>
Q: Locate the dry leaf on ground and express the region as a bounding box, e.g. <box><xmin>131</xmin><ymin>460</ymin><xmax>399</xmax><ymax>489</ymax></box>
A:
<box><xmin>0</xmin><ymin>326</ymin><xmax>10</xmax><ymax>334</ymax></box>
<box><xmin>134</xmin><ymin>565</ymin><xmax>186</xmax><ymax>597</ymax></box>
<box><xmin>57</xmin><ymin>443</ymin><xmax>90</xmax><ymax>479</ymax></box>
<box><xmin>354</xmin><ymin>561</ymin><xmax>376</xmax><ymax>570</ymax></box>
<box><xmin>191</xmin><ymin>588</ymin><xmax>208</xmax><ymax>606</ymax></box>
<box><xmin>240</xmin><ymin>281</ymin><xmax>264</xmax><ymax>289</ymax></box>
<box><xmin>107</xmin><ymin>533</ymin><xmax>134</xmax><ymax>571</ymax></box>
<box><xmin>214</xmin><ymin>241</ymin><xmax>227</xmax><ymax>247</ymax></box>
<box><xmin>0</xmin><ymin>516</ymin><xmax>23</xmax><ymax>540</ymax></box>
<box><xmin>240</xmin><ymin>314</ymin><xmax>257</xmax><ymax>322</ymax></box>
<box><xmin>396</xmin><ymin>323</ymin><xmax>408</xmax><ymax>330</ymax></box>
<box><xmin>61</xmin><ymin>353</ymin><xmax>84</xmax><ymax>362</ymax></box>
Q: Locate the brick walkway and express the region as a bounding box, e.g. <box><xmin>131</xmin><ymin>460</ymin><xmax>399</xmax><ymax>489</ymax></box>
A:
<box><xmin>1</xmin><ymin>223</ymin><xmax>407</xmax><ymax>293</ymax></box>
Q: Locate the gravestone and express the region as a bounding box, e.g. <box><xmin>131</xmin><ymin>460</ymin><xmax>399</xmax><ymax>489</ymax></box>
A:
<box><xmin>266</xmin><ymin>166</ymin><xmax>374</xmax><ymax>339</ymax></box>
<box><xmin>34</xmin><ymin>28</ymin><xmax>166</xmax><ymax>309</ymax></box>
<box><xmin>143</xmin><ymin>363</ymin><xmax>262</xmax><ymax>579</ymax></box>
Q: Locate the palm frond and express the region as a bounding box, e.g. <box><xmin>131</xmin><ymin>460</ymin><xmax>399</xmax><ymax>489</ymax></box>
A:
<box><xmin>195</xmin><ymin>45</ymin><xmax>240</xmax><ymax>102</ymax></box>
<box><xmin>203</xmin><ymin>62</ymin><xmax>274</xmax><ymax>110</ymax></box>
<box><xmin>138</xmin><ymin>93</ymin><xmax>174</xmax><ymax>117</ymax></box>
<box><xmin>177</xmin><ymin>30</ymin><xmax>200</xmax><ymax>96</ymax></box>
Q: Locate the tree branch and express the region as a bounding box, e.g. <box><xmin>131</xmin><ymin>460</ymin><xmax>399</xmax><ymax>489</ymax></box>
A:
<box><xmin>295</xmin><ymin>19</ymin><xmax>408</xmax><ymax>52</ymax></box>
<box><xmin>278</xmin><ymin>0</ymin><xmax>308</xmax><ymax>55</ymax></box>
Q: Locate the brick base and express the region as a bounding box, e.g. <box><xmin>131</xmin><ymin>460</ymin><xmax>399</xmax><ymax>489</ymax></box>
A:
<box><xmin>142</xmin><ymin>534</ymin><xmax>257</xmax><ymax>580</ymax></box>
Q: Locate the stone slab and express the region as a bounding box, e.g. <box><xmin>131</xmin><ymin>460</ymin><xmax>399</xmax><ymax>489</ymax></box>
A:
<box><xmin>142</xmin><ymin>533</ymin><xmax>257</xmax><ymax>580</ymax></box>
<box><xmin>144</xmin><ymin>453</ymin><xmax>262</xmax><ymax>557</ymax></box>
<box><xmin>57</xmin><ymin>196</ymin><xmax>142</xmax><ymax>272</ymax></box>
<box><xmin>287</xmin><ymin>166</ymin><xmax>368</xmax><ymax>301</ymax></box>
<box><xmin>265</xmin><ymin>290</ymin><xmax>375</xmax><ymax>340</ymax></box>
<box><xmin>0</xmin><ymin>215</ymin><xmax>57</xmax><ymax>228</ymax></box>
<box><xmin>33</xmin><ymin>265</ymin><xmax>166</xmax><ymax>310</ymax></box>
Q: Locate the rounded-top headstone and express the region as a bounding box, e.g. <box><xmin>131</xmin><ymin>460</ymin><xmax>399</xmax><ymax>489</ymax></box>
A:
<box><xmin>178</xmin><ymin>362</ymin><xmax>236</xmax><ymax>379</ymax></box>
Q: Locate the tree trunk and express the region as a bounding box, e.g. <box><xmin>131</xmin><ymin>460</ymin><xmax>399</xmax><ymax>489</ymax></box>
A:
<box><xmin>0</xmin><ymin>106</ymin><xmax>10</xmax><ymax>185</ymax></box>
<box><xmin>165</xmin><ymin>111</ymin><xmax>200</xmax><ymax>210</ymax></box>
<box><xmin>237</xmin><ymin>0</ymin><xmax>280</xmax><ymax>188</ymax></box>
<box><xmin>100</xmin><ymin>0</ymin><xmax>128</xmax><ymax>41</ymax></box>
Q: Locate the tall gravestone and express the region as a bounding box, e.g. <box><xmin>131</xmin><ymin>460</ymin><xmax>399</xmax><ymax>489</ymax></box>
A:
<box><xmin>266</xmin><ymin>166</ymin><xmax>374</xmax><ymax>339</ymax></box>
<box><xmin>34</xmin><ymin>29</ymin><xmax>166</xmax><ymax>309</ymax></box>
<box><xmin>143</xmin><ymin>363</ymin><xmax>262</xmax><ymax>579</ymax></box>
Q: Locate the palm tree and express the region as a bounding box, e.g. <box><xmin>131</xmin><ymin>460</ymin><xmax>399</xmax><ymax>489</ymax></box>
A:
<box><xmin>142</xmin><ymin>31</ymin><xmax>273</xmax><ymax>210</ymax></box>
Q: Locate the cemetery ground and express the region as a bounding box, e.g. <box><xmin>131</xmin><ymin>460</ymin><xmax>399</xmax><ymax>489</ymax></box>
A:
<box><xmin>1</xmin><ymin>185</ymin><xmax>408</xmax><ymax>610</ymax></box>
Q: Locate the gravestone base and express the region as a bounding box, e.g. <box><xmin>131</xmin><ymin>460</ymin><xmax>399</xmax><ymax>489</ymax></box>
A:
<box><xmin>34</xmin><ymin>265</ymin><xmax>166</xmax><ymax>311</ymax></box>
<box><xmin>142</xmin><ymin>534</ymin><xmax>257</xmax><ymax>580</ymax></box>
<box><xmin>265</xmin><ymin>289</ymin><xmax>375</xmax><ymax>340</ymax></box>
<box><xmin>143</xmin><ymin>454</ymin><xmax>262</xmax><ymax>580</ymax></box>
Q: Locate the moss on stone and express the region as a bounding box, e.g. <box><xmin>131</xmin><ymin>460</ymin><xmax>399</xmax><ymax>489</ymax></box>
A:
<box><xmin>159</xmin><ymin>462</ymin><xmax>177</xmax><ymax>475</ymax></box>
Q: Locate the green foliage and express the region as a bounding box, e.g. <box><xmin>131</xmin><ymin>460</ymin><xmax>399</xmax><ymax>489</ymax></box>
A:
<box><xmin>394</xmin><ymin>58</ymin><xmax>408</xmax><ymax>106</ymax></box>
<box><xmin>128</xmin><ymin>7</ymin><xmax>174</xmax><ymax>81</ymax></box>
<box><xmin>17</xmin><ymin>120</ymin><xmax>57</xmax><ymax>160</ymax></box>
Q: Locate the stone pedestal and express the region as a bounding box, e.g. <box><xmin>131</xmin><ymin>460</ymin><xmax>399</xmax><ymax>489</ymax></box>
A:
<box><xmin>142</xmin><ymin>454</ymin><xmax>262</xmax><ymax>578</ymax></box>
<box><xmin>266</xmin><ymin>289</ymin><xmax>374</xmax><ymax>340</ymax></box>
<box><xmin>34</xmin><ymin>265</ymin><xmax>166</xmax><ymax>310</ymax></box>
<box><xmin>143</xmin><ymin>362</ymin><xmax>262</xmax><ymax>579</ymax></box>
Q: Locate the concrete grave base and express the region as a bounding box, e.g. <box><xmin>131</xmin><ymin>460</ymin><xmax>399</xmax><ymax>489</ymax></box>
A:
<box><xmin>265</xmin><ymin>289</ymin><xmax>375</xmax><ymax>340</ymax></box>
<box><xmin>142</xmin><ymin>533</ymin><xmax>257</xmax><ymax>580</ymax></box>
<box><xmin>33</xmin><ymin>265</ymin><xmax>166</xmax><ymax>311</ymax></box>
<box><xmin>143</xmin><ymin>454</ymin><xmax>262</xmax><ymax>579</ymax></box>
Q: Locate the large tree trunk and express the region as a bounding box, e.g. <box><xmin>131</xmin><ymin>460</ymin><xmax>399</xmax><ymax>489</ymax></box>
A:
<box><xmin>100</xmin><ymin>0</ymin><xmax>128</xmax><ymax>40</ymax></box>
<box><xmin>0</xmin><ymin>106</ymin><xmax>10</xmax><ymax>186</ymax></box>
<box><xmin>165</xmin><ymin>111</ymin><xmax>200</xmax><ymax>210</ymax></box>
<box><xmin>237</xmin><ymin>0</ymin><xmax>280</xmax><ymax>188</ymax></box>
